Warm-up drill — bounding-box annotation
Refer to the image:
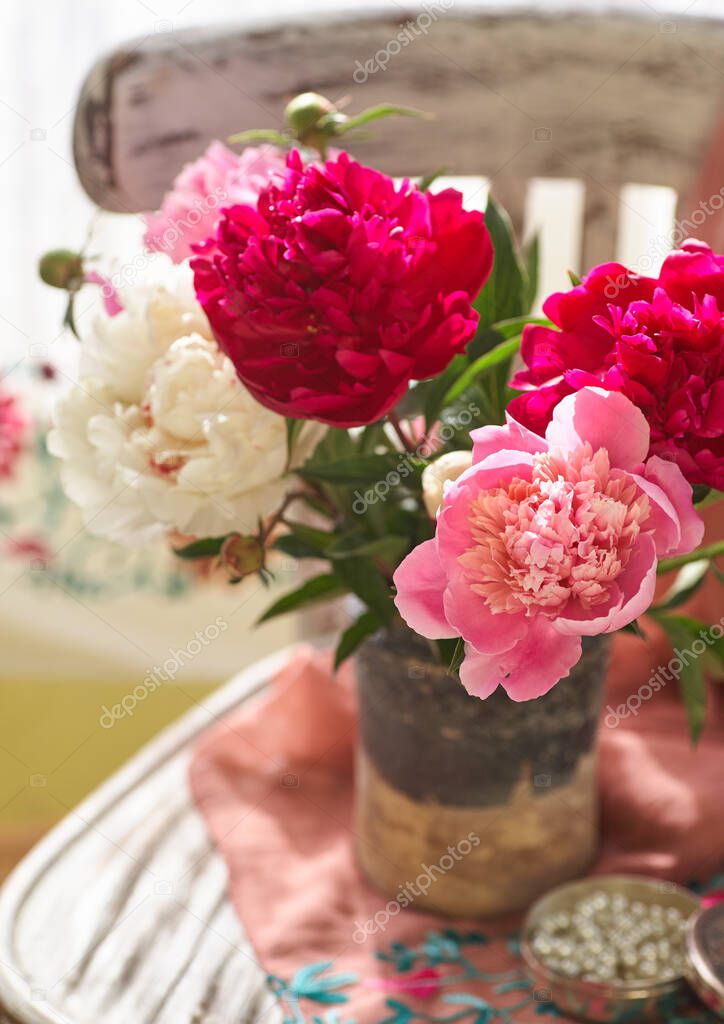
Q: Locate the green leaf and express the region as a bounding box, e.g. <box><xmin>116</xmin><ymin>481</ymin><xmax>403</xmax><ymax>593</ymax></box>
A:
<box><xmin>652</xmin><ymin>559</ymin><xmax>710</xmax><ymax>611</ymax></box>
<box><xmin>273</xmin><ymin>535</ymin><xmax>317</xmax><ymax>560</ymax></box>
<box><xmin>257</xmin><ymin>574</ymin><xmax>344</xmax><ymax>623</ymax></box>
<box><xmin>297</xmin><ymin>453</ymin><xmax>414</xmax><ymax>486</ymax></box>
<box><xmin>334</xmin><ymin>558</ymin><xmax>394</xmax><ymax>625</ymax></box>
<box><xmin>491</xmin><ymin>315</ymin><xmax>552</xmax><ymax>339</ymax></box>
<box><xmin>273</xmin><ymin>524</ymin><xmax>333</xmax><ymax>560</ymax></box>
<box><xmin>310</xmin><ymin>426</ymin><xmax>358</xmax><ymax>462</ymax></box>
<box><xmin>63</xmin><ymin>294</ymin><xmax>80</xmax><ymax>339</ymax></box>
<box><xmin>334</xmin><ymin>611</ymin><xmax>380</xmax><ymax>668</ymax></box>
<box><xmin>695</xmin><ymin>488</ymin><xmax>724</xmax><ymax>509</ymax></box>
<box><xmin>228</xmin><ymin>128</ymin><xmax>290</xmax><ymax>145</ymax></box>
<box><xmin>285</xmin><ymin>418</ymin><xmax>304</xmax><ymax>464</ymax></box>
<box><xmin>418</xmin><ymin>167</ymin><xmax>447</xmax><ymax>193</ymax></box>
<box><xmin>328</xmin><ymin>535</ymin><xmax>408</xmax><ymax>564</ymax></box>
<box><xmin>173</xmin><ymin>535</ymin><xmax>228</xmax><ymax>560</ymax></box>
<box><xmin>441</xmin><ymin>335</ymin><xmax>521</xmax><ymax>408</ymax></box>
<box><xmin>653</xmin><ymin>614</ymin><xmax>722</xmax><ymax>743</ymax></box>
<box><xmin>422</xmin><ymin>354</ymin><xmax>467</xmax><ymax>430</ymax></box>
<box><xmin>650</xmin><ymin>613</ymin><xmax>709</xmax><ymax>651</ymax></box>
<box><xmin>567</xmin><ymin>269</ymin><xmax>582</xmax><ymax>286</ymax></box>
<box><xmin>679</xmin><ymin>658</ymin><xmax>707</xmax><ymax>745</ymax></box>
<box><xmin>474</xmin><ymin>197</ymin><xmax>526</xmax><ymax>328</ymax></box>
<box><xmin>692</xmin><ymin>484</ymin><xmax>710</xmax><ymax>505</ymax></box>
<box><xmin>333</xmin><ymin>104</ymin><xmax>431</xmax><ymax>134</ymax></box>
<box><xmin>657</xmin><ymin>541</ymin><xmax>724</xmax><ymax>575</ymax></box>
<box><xmin>436</xmin><ymin>636</ymin><xmax>465</xmax><ymax>675</ymax></box>
<box><xmin>620</xmin><ymin>619</ymin><xmax>646</xmax><ymax>639</ymax></box>
<box><xmin>358</xmin><ymin>421</ymin><xmax>391</xmax><ymax>454</ymax></box>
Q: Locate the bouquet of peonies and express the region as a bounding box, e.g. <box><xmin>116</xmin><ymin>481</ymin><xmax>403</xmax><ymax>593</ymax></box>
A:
<box><xmin>41</xmin><ymin>93</ymin><xmax>723</xmax><ymax>738</ymax></box>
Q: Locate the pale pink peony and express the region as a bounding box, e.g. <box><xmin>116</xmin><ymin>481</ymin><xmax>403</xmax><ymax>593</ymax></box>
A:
<box><xmin>394</xmin><ymin>388</ymin><xmax>704</xmax><ymax>701</ymax></box>
<box><xmin>144</xmin><ymin>143</ymin><xmax>287</xmax><ymax>263</ymax></box>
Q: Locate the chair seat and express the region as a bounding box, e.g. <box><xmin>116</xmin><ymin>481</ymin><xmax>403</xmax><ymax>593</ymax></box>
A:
<box><xmin>0</xmin><ymin>650</ymin><xmax>293</xmax><ymax>1024</ymax></box>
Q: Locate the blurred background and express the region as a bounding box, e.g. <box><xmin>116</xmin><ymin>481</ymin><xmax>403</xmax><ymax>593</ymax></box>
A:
<box><xmin>2</xmin><ymin>0</ymin><xmax>723</xmax><ymax>876</ymax></box>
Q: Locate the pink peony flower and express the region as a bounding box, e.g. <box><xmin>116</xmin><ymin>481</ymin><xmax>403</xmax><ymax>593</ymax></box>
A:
<box><xmin>192</xmin><ymin>150</ymin><xmax>492</xmax><ymax>427</ymax></box>
<box><xmin>510</xmin><ymin>240</ymin><xmax>724</xmax><ymax>490</ymax></box>
<box><xmin>144</xmin><ymin>143</ymin><xmax>287</xmax><ymax>263</ymax></box>
<box><xmin>394</xmin><ymin>388</ymin><xmax>704</xmax><ymax>701</ymax></box>
<box><xmin>0</xmin><ymin>386</ymin><xmax>26</xmax><ymax>478</ymax></box>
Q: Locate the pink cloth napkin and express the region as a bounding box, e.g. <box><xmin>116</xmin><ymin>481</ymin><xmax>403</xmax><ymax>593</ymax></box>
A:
<box><xmin>189</xmin><ymin>640</ymin><xmax>724</xmax><ymax>1023</ymax></box>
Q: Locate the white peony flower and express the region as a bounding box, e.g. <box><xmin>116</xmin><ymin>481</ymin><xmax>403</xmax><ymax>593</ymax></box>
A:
<box><xmin>80</xmin><ymin>258</ymin><xmax>210</xmax><ymax>405</ymax></box>
<box><xmin>421</xmin><ymin>450</ymin><xmax>473</xmax><ymax>518</ymax></box>
<box><xmin>50</xmin><ymin>263</ymin><xmax>324</xmax><ymax>545</ymax></box>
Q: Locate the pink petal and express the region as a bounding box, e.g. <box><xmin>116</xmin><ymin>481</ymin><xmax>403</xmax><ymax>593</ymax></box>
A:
<box><xmin>554</xmin><ymin>535</ymin><xmax>658</xmax><ymax>635</ymax></box>
<box><xmin>546</xmin><ymin>387</ymin><xmax>650</xmax><ymax>470</ymax></box>
<box><xmin>460</xmin><ymin>620</ymin><xmax>582</xmax><ymax>701</ymax></box>
<box><xmin>443</xmin><ymin>571</ymin><xmax>527</xmax><ymax>654</ymax></box>
<box><xmin>643</xmin><ymin>455</ymin><xmax>704</xmax><ymax>556</ymax></box>
<box><xmin>435</xmin><ymin>454</ymin><xmax>535</xmax><ymax>565</ymax></box>
<box><xmin>84</xmin><ymin>270</ymin><xmax>123</xmax><ymax>316</ymax></box>
<box><xmin>458</xmin><ymin>646</ymin><xmax>501</xmax><ymax>699</ymax></box>
<box><xmin>630</xmin><ymin>471</ymin><xmax>682</xmax><ymax>558</ymax></box>
<box><xmin>552</xmin><ymin>583</ymin><xmax>624</xmax><ymax>637</ymax></box>
<box><xmin>393</xmin><ymin>539</ymin><xmax>457</xmax><ymax>639</ymax></box>
<box><xmin>470</xmin><ymin>415</ymin><xmax>548</xmax><ymax>464</ymax></box>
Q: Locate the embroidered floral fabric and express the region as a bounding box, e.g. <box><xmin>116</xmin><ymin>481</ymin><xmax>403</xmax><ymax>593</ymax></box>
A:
<box><xmin>0</xmin><ymin>375</ymin><xmax>192</xmax><ymax>600</ymax></box>
<box><xmin>267</xmin><ymin>916</ymin><xmax>722</xmax><ymax>1023</ymax></box>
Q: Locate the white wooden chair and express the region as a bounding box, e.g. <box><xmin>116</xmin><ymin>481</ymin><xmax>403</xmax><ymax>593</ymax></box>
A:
<box><xmin>1</xmin><ymin>4</ymin><xmax>723</xmax><ymax>1021</ymax></box>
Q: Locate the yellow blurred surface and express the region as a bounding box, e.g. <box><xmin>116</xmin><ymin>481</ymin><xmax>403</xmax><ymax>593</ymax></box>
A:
<box><xmin>0</xmin><ymin>676</ymin><xmax>218</xmax><ymax>872</ymax></box>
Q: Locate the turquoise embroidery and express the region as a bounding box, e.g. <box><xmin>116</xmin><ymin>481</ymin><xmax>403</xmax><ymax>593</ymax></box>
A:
<box><xmin>267</xmin><ymin>915</ymin><xmax>721</xmax><ymax>1023</ymax></box>
<box><xmin>376</xmin><ymin>929</ymin><xmax>522</xmax><ymax>990</ymax></box>
<box><xmin>268</xmin><ymin>961</ymin><xmax>358</xmax><ymax>1024</ymax></box>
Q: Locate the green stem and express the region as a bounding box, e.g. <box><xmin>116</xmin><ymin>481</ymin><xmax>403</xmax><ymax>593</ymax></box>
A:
<box><xmin>657</xmin><ymin>540</ymin><xmax>724</xmax><ymax>575</ymax></box>
<box><xmin>388</xmin><ymin>409</ymin><xmax>416</xmax><ymax>453</ymax></box>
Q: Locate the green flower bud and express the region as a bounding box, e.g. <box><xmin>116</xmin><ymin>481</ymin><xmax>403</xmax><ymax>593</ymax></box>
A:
<box><xmin>284</xmin><ymin>92</ymin><xmax>336</xmax><ymax>146</ymax></box>
<box><xmin>38</xmin><ymin>249</ymin><xmax>84</xmax><ymax>290</ymax></box>
<box><xmin>220</xmin><ymin>533</ymin><xmax>265</xmax><ymax>581</ymax></box>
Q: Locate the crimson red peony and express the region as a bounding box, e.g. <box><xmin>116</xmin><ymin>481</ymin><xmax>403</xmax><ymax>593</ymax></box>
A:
<box><xmin>510</xmin><ymin>240</ymin><xmax>724</xmax><ymax>490</ymax></box>
<box><xmin>192</xmin><ymin>151</ymin><xmax>492</xmax><ymax>427</ymax></box>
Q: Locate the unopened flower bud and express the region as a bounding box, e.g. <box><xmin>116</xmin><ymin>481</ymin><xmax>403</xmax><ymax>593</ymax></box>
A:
<box><xmin>38</xmin><ymin>249</ymin><xmax>84</xmax><ymax>290</ymax></box>
<box><xmin>220</xmin><ymin>533</ymin><xmax>265</xmax><ymax>581</ymax></box>
<box><xmin>421</xmin><ymin>451</ymin><xmax>473</xmax><ymax>517</ymax></box>
<box><xmin>284</xmin><ymin>92</ymin><xmax>336</xmax><ymax>147</ymax></box>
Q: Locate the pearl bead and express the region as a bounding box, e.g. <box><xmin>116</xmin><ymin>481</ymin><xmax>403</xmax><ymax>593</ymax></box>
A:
<box><xmin>531</xmin><ymin>889</ymin><xmax>691</xmax><ymax>986</ymax></box>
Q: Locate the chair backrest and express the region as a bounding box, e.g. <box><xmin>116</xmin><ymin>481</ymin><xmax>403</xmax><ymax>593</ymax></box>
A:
<box><xmin>74</xmin><ymin>3</ymin><xmax>724</xmax><ymax>297</ymax></box>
